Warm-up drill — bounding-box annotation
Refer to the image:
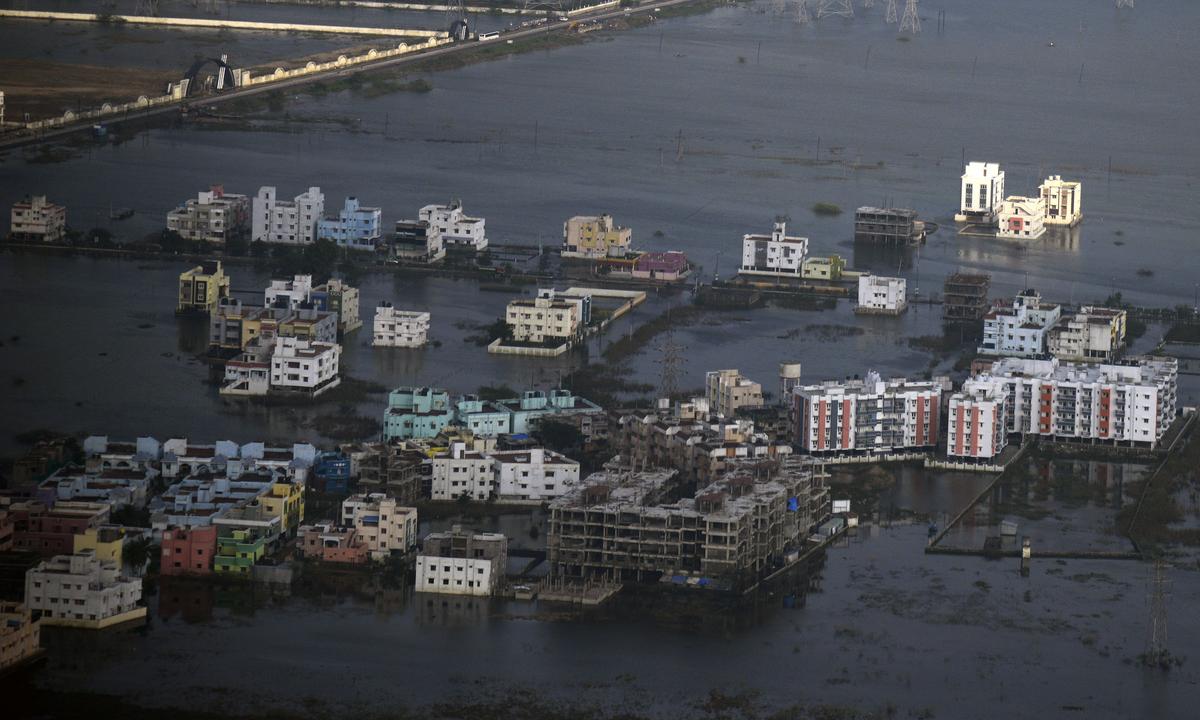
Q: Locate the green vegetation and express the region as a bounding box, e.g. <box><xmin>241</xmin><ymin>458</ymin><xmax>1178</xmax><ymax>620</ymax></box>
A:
<box><xmin>1165</xmin><ymin>321</ymin><xmax>1200</xmax><ymax>343</ymax></box>
<box><xmin>476</xmin><ymin>384</ymin><xmax>518</xmax><ymax>401</ymax></box>
<box><xmin>1122</xmin><ymin>424</ymin><xmax>1200</xmax><ymax>554</ymax></box>
<box><xmin>811</xmin><ymin>202</ymin><xmax>843</xmax><ymax>217</ymax></box>
<box><xmin>602</xmin><ymin>305</ymin><xmax>703</xmax><ymax>363</ymax></box>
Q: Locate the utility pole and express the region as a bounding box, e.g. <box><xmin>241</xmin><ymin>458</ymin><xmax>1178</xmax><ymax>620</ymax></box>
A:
<box><xmin>1145</xmin><ymin>559</ymin><xmax>1171</xmax><ymax>667</ymax></box>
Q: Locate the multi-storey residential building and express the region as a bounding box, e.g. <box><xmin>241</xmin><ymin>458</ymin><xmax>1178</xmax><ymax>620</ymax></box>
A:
<box><xmin>72</xmin><ymin>526</ymin><xmax>127</xmax><ymax>566</ymax></box>
<box><xmin>504</xmin><ymin>291</ymin><xmax>584</xmax><ymax>347</ymax></box>
<box><xmin>24</xmin><ymin>551</ymin><xmax>145</xmax><ymax>628</ymax></box>
<box><xmin>486</xmin><ymin>390</ymin><xmax>604</xmax><ymax>435</ymax></box>
<box><xmin>177</xmin><ymin>261</ymin><xmax>231</xmax><ymax>314</ymax></box>
<box><xmin>970</xmin><ymin>356</ymin><xmax>1177</xmax><ymax>452</ymax></box>
<box><xmin>373</xmin><ymin>303</ymin><xmax>430</xmax><ymax>347</ymax></box>
<box><xmin>791</xmin><ymin>372</ymin><xmax>947</xmax><ymax>455</ymax></box>
<box><xmin>943</xmin><ymin>272</ymin><xmax>992</xmax><ymax>326</ymax></box>
<box><xmin>416</xmin><ymin>527</ymin><xmax>507</xmax><ymax>596</ymax></box>
<box><xmin>547</xmin><ymin>457</ymin><xmax>828</xmax><ymax>587</ymax></box>
<box><xmin>310</xmin><ymin>278</ymin><xmax>361</xmax><ymax>334</ymax></box>
<box><xmin>706</xmin><ymin>369</ymin><xmax>764</xmax><ymax>418</ymax></box>
<box><xmin>1039</xmin><ymin>175</ymin><xmax>1082</xmax><ymax>227</ymax></box>
<box><xmin>854</xmin><ymin>207</ymin><xmax>923</xmax><ymax>245</ymax></box>
<box><xmin>317</xmin><ymin>196</ymin><xmax>381</xmax><ymax>250</ymax></box>
<box><xmin>491</xmin><ymin>448</ymin><xmax>580</xmax><ymax>502</ymax></box>
<box><xmin>391</xmin><ymin>219</ymin><xmax>445</xmax><ymax>263</ymax></box>
<box><xmin>562</xmin><ymin>214</ymin><xmax>632</xmax><ymax>259</ymax></box>
<box><xmin>419</xmin><ymin>200</ymin><xmax>487</xmax><ymax>251</ymax></box>
<box><xmin>0</xmin><ymin>602</ymin><xmax>42</xmax><ymax>672</ymax></box>
<box><xmin>264</xmin><ymin>274</ymin><xmax>315</xmax><ymax>309</ymax></box>
<box><xmin>946</xmin><ymin>377</ymin><xmax>1010</xmax><ymax>460</ymax></box>
<box><xmin>159</xmin><ymin>526</ymin><xmax>218</xmax><ymax>575</ymax></box>
<box><xmin>957</xmin><ymin>161</ymin><xmax>1005</xmax><ymax>223</ymax></box>
<box><xmin>252</xmin><ymin>186</ymin><xmax>325</xmax><ymax>245</ymax></box>
<box><xmin>269</xmin><ymin>336</ymin><xmax>340</xmax><ymax>396</ymax></box>
<box><xmin>8</xmin><ymin>501</ymin><xmax>111</xmax><ymax>557</ymax></box>
<box><xmin>1047</xmin><ymin>306</ymin><xmax>1126</xmax><ymax>362</ymax></box>
<box><xmin>339</xmin><ymin>493</ymin><xmax>418</xmax><ymax>560</ymax></box>
<box><xmin>429</xmin><ymin>443</ymin><xmax>495</xmax><ymax>501</ymax></box>
<box><xmin>856</xmin><ymin>275</ymin><xmax>907</xmax><ymax>315</ymax></box>
<box><xmin>384</xmin><ymin>387</ymin><xmax>455</xmax><ymax>440</ymax></box>
<box><xmin>740</xmin><ymin>220</ymin><xmax>808</xmax><ymax>278</ymax></box>
<box><xmin>297</xmin><ymin>524</ymin><xmax>368</xmax><ymax>564</ymax></box>
<box><xmin>37</xmin><ymin>465</ymin><xmax>155</xmax><ymax>509</ymax></box>
<box><xmin>979</xmin><ymin>290</ymin><xmax>1062</xmax><ymax>357</ymax></box>
<box><xmin>345</xmin><ymin>441</ymin><xmax>428</xmax><ymax>504</ymax></box>
<box><xmin>167</xmin><ymin>186</ymin><xmax>250</xmax><ymax>245</ymax></box>
<box><xmin>209</xmin><ymin>299</ymin><xmax>339</xmax><ymax>351</ymax></box>
<box><xmin>213</xmin><ymin>528</ymin><xmax>267</xmax><ymax>575</ymax></box>
<box><xmin>996</xmin><ymin>195</ymin><xmax>1047</xmax><ymax>239</ymax></box>
<box><xmin>10</xmin><ymin>195</ymin><xmax>66</xmax><ymax>242</ymax></box>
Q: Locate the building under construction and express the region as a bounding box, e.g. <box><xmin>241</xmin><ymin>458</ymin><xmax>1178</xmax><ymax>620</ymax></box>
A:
<box><xmin>942</xmin><ymin>272</ymin><xmax>992</xmax><ymax>326</ymax></box>
<box><xmin>854</xmin><ymin>207</ymin><xmax>925</xmax><ymax>245</ymax></box>
<box><xmin>546</xmin><ymin>457</ymin><xmax>829</xmax><ymax>591</ymax></box>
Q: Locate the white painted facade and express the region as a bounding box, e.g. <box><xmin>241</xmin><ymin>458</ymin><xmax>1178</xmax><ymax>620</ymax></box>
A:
<box><xmin>372</xmin><ymin>303</ymin><xmax>430</xmax><ymax>347</ymax></box>
<box><xmin>996</xmin><ymin>196</ymin><xmax>1047</xmax><ymax>239</ymax></box>
<box><xmin>252</xmin><ymin>186</ymin><xmax>325</xmax><ymax>245</ymax></box>
<box><xmin>740</xmin><ymin>221</ymin><xmax>808</xmax><ymax>277</ymax></box>
<box><xmin>946</xmin><ymin>378</ymin><xmax>1009</xmax><ymax>460</ymax></box>
<box><xmin>269</xmin><ymin>336</ymin><xmax>340</xmax><ymax>392</ymax></box>
<box><xmin>1039</xmin><ymin>175</ymin><xmax>1082</xmax><ymax>226</ymax></box>
<box><xmin>416</xmin><ymin>530</ymin><xmax>507</xmax><ymax>597</ymax></box>
<box><xmin>505</xmin><ymin>295</ymin><xmax>582</xmax><ymax>345</ymax></box>
<box><xmin>856</xmin><ymin>275</ymin><xmax>907</xmax><ymax>314</ymax></box>
<box><xmin>491</xmin><ymin>448</ymin><xmax>580</xmax><ymax>502</ymax></box>
<box><xmin>341</xmin><ymin>493</ymin><xmax>418</xmax><ymax>560</ymax></box>
<box><xmin>419</xmin><ymin>200</ymin><xmax>487</xmax><ymax>250</ymax></box>
<box><xmin>430</xmin><ymin>443</ymin><xmax>495</xmax><ymax>500</ymax></box>
<box><xmin>958</xmin><ymin>162</ymin><xmax>1005</xmax><ymax>222</ymax></box>
<box><xmin>978</xmin><ymin>290</ymin><xmax>1062</xmax><ymax>358</ymax></box>
<box><xmin>265</xmin><ymin>274</ymin><xmax>315</xmax><ymax>309</ymax></box>
<box><xmin>1047</xmin><ymin>307</ymin><xmax>1127</xmax><ymax>362</ymax></box>
<box><xmin>10</xmin><ymin>195</ymin><xmax>66</xmax><ymax>242</ymax></box>
<box><xmin>24</xmin><ymin>552</ymin><xmax>144</xmax><ymax>627</ymax></box>
<box><xmin>792</xmin><ymin>373</ymin><xmax>946</xmax><ymax>454</ymax></box>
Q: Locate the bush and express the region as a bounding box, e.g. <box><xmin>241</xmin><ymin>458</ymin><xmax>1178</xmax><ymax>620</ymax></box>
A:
<box><xmin>812</xmin><ymin>202</ymin><xmax>843</xmax><ymax>217</ymax></box>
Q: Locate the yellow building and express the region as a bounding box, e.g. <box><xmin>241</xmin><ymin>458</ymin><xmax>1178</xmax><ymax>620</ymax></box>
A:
<box><xmin>1</xmin><ymin>602</ymin><xmax>43</xmax><ymax>672</ymax></box>
<box><xmin>177</xmin><ymin>260</ymin><xmax>231</xmax><ymax>314</ymax></box>
<box><xmin>73</xmin><ymin>525</ymin><xmax>126</xmax><ymax>566</ymax></box>
<box><xmin>562</xmin><ymin>214</ymin><xmax>633</xmax><ymax>260</ymax></box>
<box><xmin>214</xmin><ymin>529</ymin><xmax>267</xmax><ymax>575</ymax></box>
<box><xmin>801</xmin><ymin>255</ymin><xmax>846</xmax><ymax>281</ymax></box>
<box><xmin>261</xmin><ymin>481</ymin><xmax>305</xmax><ymax>535</ymax></box>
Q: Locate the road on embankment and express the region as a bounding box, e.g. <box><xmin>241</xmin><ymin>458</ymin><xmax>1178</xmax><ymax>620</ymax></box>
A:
<box><xmin>0</xmin><ymin>0</ymin><xmax>707</xmax><ymax>152</ymax></box>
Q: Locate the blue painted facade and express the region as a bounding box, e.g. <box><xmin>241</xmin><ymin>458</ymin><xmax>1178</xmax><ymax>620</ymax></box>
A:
<box><xmin>383</xmin><ymin>387</ymin><xmax>454</xmax><ymax>440</ymax></box>
<box><xmin>313</xmin><ymin>451</ymin><xmax>353</xmax><ymax>494</ymax></box>
<box><xmin>318</xmin><ymin>197</ymin><xmax>382</xmax><ymax>250</ymax></box>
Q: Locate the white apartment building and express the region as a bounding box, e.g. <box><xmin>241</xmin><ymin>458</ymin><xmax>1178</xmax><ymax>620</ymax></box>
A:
<box><xmin>996</xmin><ymin>196</ymin><xmax>1047</xmax><ymax>240</ymax></box>
<box><xmin>969</xmin><ymin>356</ymin><xmax>1178</xmax><ymax>454</ymax></box>
<box><xmin>340</xmin><ymin>493</ymin><xmax>418</xmax><ymax>560</ymax></box>
<box><xmin>419</xmin><ymin>200</ymin><xmax>487</xmax><ymax>251</ymax></box>
<box><xmin>430</xmin><ymin>443</ymin><xmax>495</xmax><ymax>500</ymax></box>
<box><xmin>265</xmin><ymin>274</ymin><xmax>314</xmax><ymax>309</ymax></box>
<box><xmin>24</xmin><ymin>551</ymin><xmax>145</xmax><ymax>628</ymax></box>
<box><xmin>491</xmin><ymin>448</ymin><xmax>581</xmax><ymax>502</ymax></box>
<box><xmin>562</xmin><ymin>214</ymin><xmax>633</xmax><ymax>259</ymax></box>
<box><xmin>1047</xmin><ymin>307</ymin><xmax>1127</xmax><ymax>362</ymax></box>
<box><xmin>416</xmin><ymin>528</ymin><xmax>507</xmax><ymax>597</ymax></box>
<box><xmin>705</xmin><ymin>369</ymin><xmax>765</xmax><ymax>418</ymax></box>
<box><xmin>166</xmin><ymin>186</ymin><xmax>250</xmax><ymax>245</ymax></box>
<box><xmin>505</xmin><ymin>294</ymin><xmax>583</xmax><ymax>346</ymax></box>
<box><xmin>958</xmin><ymin>162</ymin><xmax>1006</xmax><ymax>223</ymax></box>
<box><xmin>10</xmin><ymin>195</ymin><xmax>66</xmax><ymax>242</ymax></box>
<box><xmin>978</xmin><ymin>290</ymin><xmax>1062</xmax><ymax>357</ymax></box>
<box><xmin>269</xmin><ymin>336</ymin><xmax>340</xmax><ymax>394</ymax></box>
<box><xmin>740</xmin><ymin>220</ymin><xmax>808</xmax><ymax>278</ymax></box>
<box><xmin>946</xmin><ymin>378</ymin><xmax>1010</xmax><ymax>460</ymax></box>
<box><xmin>1039</xmin><ymin>175</ymin><xmax>1083</xmax><ymax>227</ymax></box>
<box><xmin>373</xmin><ymin>303</ymin><xmax>430</xmax><ymax>348</ymax></box>
<box><xmin>791</xmin><ymin>372</ymin><xmax>947</xmax><ymax>454</ymax></box>
<box><xmin>856</xmin><ymin>275</ymin><xmax>907</xmax><ymax>315</ymax></box>
<box><xmin>252</xmin><ymin>186</ymin><xmax>325</xmax><ymax>245</ymax></box>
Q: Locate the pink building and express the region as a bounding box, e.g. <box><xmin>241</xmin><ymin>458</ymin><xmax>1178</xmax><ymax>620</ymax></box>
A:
<box><xmin>160</xmin><ymin>526</ymin><xmax>218</xmax><ymax>575</ymax></box>
<box><xmin>10</xmin><ymin>501</ymin><xmax>110</xmax><ymax>557</ymax></box>
<box><xmin>632</xmin><ymin>251</ymin><xmax>690</xmax><ymax>282</ymax></box>
<box><xmin>298</xmin><ymin>524</ymin><xmax>369</xmax><ymax>565</ymax></box>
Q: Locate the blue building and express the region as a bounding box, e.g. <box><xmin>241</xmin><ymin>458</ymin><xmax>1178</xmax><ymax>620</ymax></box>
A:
<box><xmin>318</xmin><ymin>196</ymin><xmax>382</xmax><ymax>251</ymax></box>
<box><xmin>455</xmin><ymin>396</ymin><xmax>512</xmax><ymax>436</ymax></box>
<box><xmin>313</xmin><ymin>451</ymin><xmax>353</xmax><ymax>494</ymax></box>
<box><xmin>491</xmin><ymin>389</ymin><xmax>604</xmax><ymax>434</ymax></box>
<box><xmin>384</xmin><ymin>387</ymin><xmax>454</xmax><ymax>440</ymax></box>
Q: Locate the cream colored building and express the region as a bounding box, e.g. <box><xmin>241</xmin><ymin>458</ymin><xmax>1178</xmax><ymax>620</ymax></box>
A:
<box><xmin>177</xmin><ymin>261</ymin><xmax>231</xmax><ymax>314</ymax></box>
<box><xmin>340</xmin><ymin>493</ymin><xmax>418</xmax><ymax>561</ymax></box>
<box><xmin>1047</xmin><ymin>307</ymin><xmax>1127</xmax><ymax>362</ymax></box>
<box><xmin>562</xmin><ymin>214</ymin><xmax>632</xmax><ymax>259</ymax></box>
<box><xmin>0</xmin><ymin>602</ymin><xmax>42</xmax><ymax>672</ymax></box>
<box><xmin>505</xmin><ymin>294</ymin><xmax>583</xmax><ymax>346</ymax></box>
<box><xmin>856</xmin><ymin>275</ymin><xmax>908</xmax><ymax>315</ymax></box>
<box><xmin>416</xmin><ymin>528</ymin><xmax>507</xmax><ymax>597</ymax></box>
<box><xmin>10</xmin><ymin>195</ymin><xmax>66</xmax><ymax>242</ymax></box>
<box><xmin>1039</xmin><ymin>175</ymin><xmax>1082</xmax><ymax>226</ymax></box>
<box><xmin>996</xmin><ymin>196</ymin><xmax>1047</xmax><ymax>240</ymax></box>
<box><xmin>24</xmin><ymin>551</ymin><xmax>146</xmax><ymax>629</ymax></box>
<box><xmin>373</xmin><ymin>303</ymin><xmax>430</xmax><ymax>347</ymax></box>
<box><xmin>705</xmin><ymin>369</ymin><xmax>765</xmax><ymax>418</ymax></box>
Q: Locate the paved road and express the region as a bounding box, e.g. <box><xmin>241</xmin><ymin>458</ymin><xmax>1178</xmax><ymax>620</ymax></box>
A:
<box><xmin>0</xmin><ymin>0</ymin><xmax>704</xmax><ymax>152</ymax></box>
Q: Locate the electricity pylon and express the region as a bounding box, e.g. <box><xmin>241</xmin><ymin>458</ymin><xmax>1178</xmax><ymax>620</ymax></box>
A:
<box><xmin>900</xmin><ymin>0</ymin><xmax>920</xmax><ymax>33</ymax></box>
<box><xmin>1116</xmin><ymin>0</ymin><xmax>1134</xmax><ymax>8</ymax></box>
<box><xmin>796</xmin><ymin>0</ymin><xmax>812</xmax><ymax>24</ymax></box>
<box><xmin>884</xmin><ymin>0</ymin><xmax>898</xmax><ymax>25</ymax></box>
<box><xmin>816</xmin><ymin>0</ymin><xmax>854</xmax><ymax>19</ymax></box>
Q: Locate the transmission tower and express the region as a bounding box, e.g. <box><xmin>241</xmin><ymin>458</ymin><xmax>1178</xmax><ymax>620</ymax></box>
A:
<box><xmin>796</xmin><ymin>0</ymin><xmax>812</xmax><ymax>25</ymax></box>
<box><xmin>816</xmin><ymin>0</ymin><xmax>853</xmax><ymax>19</ymax></box>
<box><xmin>1145</xmin><ymin>559</ymin><xmax>1171</xmax><ymax>666</ymax></box>
<box><xmin>884</xmin><ymin>0</ymin><xmax>898</xmax><ymax>24</ymax></box>
<box><xmin>656</xmin><ymin>317</ymin><xmax>686</xmax><ymax>401</ymax></box>
<box><xmin>861</xmin><ymin>0</ymin><xmax>875</xmax><ymax>8</ymax></box>
<box><xmin>134</xmin><ymin>0</ymin><xmax>160</xmax><ymax>16</ymax></box>
<box><xmin>900</xmin><ymin>0</ymin><xmax>920</xmax><ymax>33</ymax></box>
<box><xmin>1116</xmin><ymin>0</ymin><xmax>1134</xmax><ymax>8</ymax></box>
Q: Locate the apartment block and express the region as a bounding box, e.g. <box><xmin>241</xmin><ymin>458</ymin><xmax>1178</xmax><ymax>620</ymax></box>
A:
<box><xmin>0</xmin><ymin>602</ymin><xmax>42</xmax><ymax>672</ymax></box>
<box><xmin>265</xmin><ymin>275</ymin><xmax>360</xmax><ymax>335</ymax></box>
<box><xmin>209</xmin><ymin>299</ymin><xmax>338</xmax><ymax>352</ymax></box>
<box><xmin>384</xmin><ymin>387</ymin><xmax>455</xmax><ymax>440</ymax></box>
<box><xmin>269</xmin><ymin>336</ymin><xmax>341</xmax><ymax>396</ymax></box>
<box><xmin>740</xmin><ymin>220</ymin><xmax>808</xmax><ymax>278</ymax></box>
<box><xmin>391</xmin><ymin>219</ymin><xmax>446</xmax><ymax>263</ymax></box>
<box><xmin>706</xmin><ymin>369</ymin><xmax>764</xmax><ymax>418</ymax></box>
<box><xmin>791</xmin><ymin>372</ymin><xmax>947</xmax><ymax>455</ymax></box>
<box><xmin>562</xmin><ymin>214</ymin><xmax>632</xmax><ymax>259</ymax></box>
<box><xmin>429</xmin><ymin>443</ymin><xmax>495</xmax><ymax>501</ymax></box>
<box><xmin>1039</xmin><ymin>175</ymin><xmax>1083</xmax><ymax>227</ymax></box>
<box><xmin>318</xmin><ymin>196</ymin><xmax>381</xmax><ymax>250</ymax></box>
<box><xmin>160</xmin><ymin>526</ymin><xmax>218</xmax><ymax>576</ymax></box>
<box><xmin>979</xmin><ymin>290</ymin><xmax>1062</xmax><ymax>357</ymax></box>
<box><xmin>373</xmin><ymin>303</ymin><xmax>430</xmax><ymax>347</ymax></box>
<box><xmin>946</xmin><ymin>378</ymin><xmax>1010</xmax><ymax>460</ymax></box>
<box><xmin>345</xmin><ymin>441</ymin><xmax>428</xmax><ymax>504</ymax></box>
<box><xmin>24</xmin><ymin>551</ymin><xmax>145</xmax><ymax>628</ymax></box>
<box><xmin>297</xmin><ymin>524</ymin><xmax>368</xmax><ymax>564</ymax></box>
<box><xmin>177</xmin><ymin>261</ymin><xmax>231</xmax><ymax>314</ymax></box>
<box><xmin>957</xmin><ymin>162</ymin><xmax>1005</xmax><ymax>223</ymax></box>
<box><xmin>504</xmin><ymin>291</ymin><xmax>585</xmax><ymax>347</ymax></box>
<box><xmin>416</xmin><ymin>527</ymin><xmax>507</xmax><ymax>596</ymax></box>
<box><xmin>10</xmin><ymin>195</ymin><xmax>66</xmax><ymax>242</ymax></box>
<box><xmin>856</xmin><ymin>275</ymin><xmax>907</xmax><ymax>315</ymax></box>
<box><xmin>854</xmin><ymin>207</ymin><xmax>923</xmax><ymax>245</ymax></box>
<box><xmin>1047</xmin><ymin>307</ymin><xmax>1126</xmax><ymax>362</ymax></box>
<box><xmin>8</xmin><ymin>501</ymin><xmax>111</xmax><ymax>557</ymax></box>
<box><xmin>996</xmin><ymin>195</ymin><xmax>1047</xmax><ymax>240</ymax></box>
<box><xmin>340</xmin><ymin>493</ymin><xmax>418</xmax><ymax>560</ymax></box>
<box><xmin>167</xmin><ymin>186</ymin><xmax>250</xmax><ymax>245</ymax></box>
<box><xmin>252</xmin><ymin>186</ymin><xmax>325</xmax><ymax>245</ymax></box>
<box><xmin>419</xmin><ymin>200</ymin><xmax>487</xmax><ymax>251</ymax></box>
<box><xmin>491</xmin><ymin>448</ymin><xmax>580</xmax><ymax>502</ymax></box>
<box><xmin>943</xmin><ymin>272</ymin><xmax>991</xmax><ymax>326</ymax></box>
<box><xmin>214</xmin><ymin>528</ymin><xmax>267</xmax><ymax>575</ymax></box>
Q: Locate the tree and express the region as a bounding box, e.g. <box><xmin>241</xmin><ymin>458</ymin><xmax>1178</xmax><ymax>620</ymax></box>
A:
<box><xmin>250</xmin><ymin>240</ymin><xmax>269</xmax><ymax>259</ymax></box>
<box><xmin>302</xmin><ymin>239</ymin><xmax>341</xmax><ymax>283</ymax></box>
<box><xmin>536</xmin><ymin>420</ymin><xmax>585</xmax><ymax>453</ymax></box>
<box><xmin>225</xmin><ymin>235</ymin><xmax>249</xmax><ymax>257</ymax></box>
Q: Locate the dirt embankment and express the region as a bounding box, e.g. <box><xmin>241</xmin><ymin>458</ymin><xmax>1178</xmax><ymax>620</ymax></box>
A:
<box><xmin>0</xmin><ymin>58</ymin><xmax>175</xmax><ymax>121</ymax></box>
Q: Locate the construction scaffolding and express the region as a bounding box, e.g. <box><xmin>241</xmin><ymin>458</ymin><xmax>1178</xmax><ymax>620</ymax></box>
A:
<box><xmin>943</xmin><ymin>272</ymin><xmax>991</xmax><ymax>328</ymax></box>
